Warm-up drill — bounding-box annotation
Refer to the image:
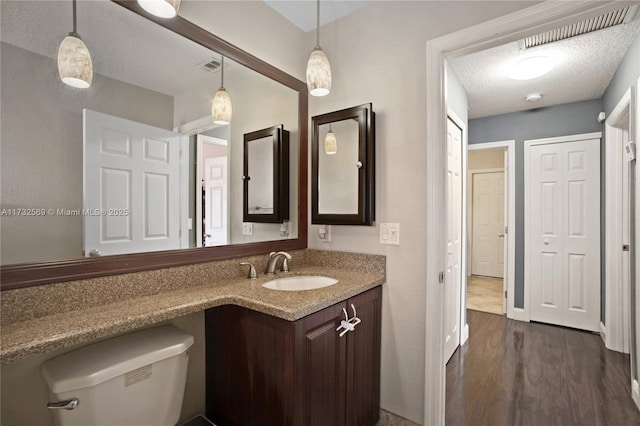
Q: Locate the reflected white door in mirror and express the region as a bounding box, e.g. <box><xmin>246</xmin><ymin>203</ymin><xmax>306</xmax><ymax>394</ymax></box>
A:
<box><xmin>84</xmin><ymin>109</ymin><xmax>182</xmax><ymax>257</ymax></box>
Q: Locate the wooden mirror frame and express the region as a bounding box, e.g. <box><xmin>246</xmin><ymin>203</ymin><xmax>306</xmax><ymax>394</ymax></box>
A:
<box><xmin>243</xmin><ymin>125</ymin><xmax>290</xmax><ymax>223</ymax></box>
<box><xmin>312</xmin><ymin>103</ymin><xmax>375</xmax><ymax>226</ymax></box>
<box><xmin>0</xmin><ymin>0</ymin><xmax>308</xmax><ymax>290</ymax></box>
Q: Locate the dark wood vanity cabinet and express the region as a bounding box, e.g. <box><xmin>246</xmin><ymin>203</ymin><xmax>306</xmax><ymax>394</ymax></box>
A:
<box><xmin>205</xmin><ymin>286</ymin><xmax>382</xmax><ymax>426</ymax></box>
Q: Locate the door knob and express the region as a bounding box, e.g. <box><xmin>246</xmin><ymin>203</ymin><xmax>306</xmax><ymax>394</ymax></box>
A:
<box><xmin>544</xmin><ymin>239</ymin><xmax>549</xmax><ymax>245</ymax></box>
<box><xmin>498</xmin><ymin>234</ymin><xmax>505</xmax><ymax>238</ymax></box>
<box><xmin>89</xmin><ymin>249</ymin><xmax>101</xmax><ymax>257</ymax></box>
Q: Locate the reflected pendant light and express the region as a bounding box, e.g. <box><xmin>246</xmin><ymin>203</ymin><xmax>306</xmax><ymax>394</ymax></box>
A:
<box><xmin>324</xmin><ymin>125</ymin><xmax>337</xmax><ymax>154</ymax></box>
<box><xmin>138</xmin><ymin>0</ymin><xmax>181</xmax><ymax>19</ymax></box>
<box><xmin>57</xmin><ymin>0</ymin><xmax>93</xmax><ymax>89</ymax></box>
<box><xmin>212</xmin><ymin>56</ymin><xmax>232</xmax><ymax>125</ymax></box>
<box><xmin>306</xmin><ymin>0</ymin><xmax>331</xmax><ymax>96</ymax></box>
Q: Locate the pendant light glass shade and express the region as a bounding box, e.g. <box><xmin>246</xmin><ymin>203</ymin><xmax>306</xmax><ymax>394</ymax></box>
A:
<box><xmin>324</xmin><ymin>129</ymin><xmax>337</xmax><ymax>154</ymax></box>
<box><xmin>138</xmin><ymin>0</ymin><xmax>181</xmax><ymax>19</ymax></box>
<box><xmin>211</xmin><ymin>57</ymin><xmax>232</xmax><ymax>125</ymax></box>
<box><xmin>307</xmin><ymin>47</ymin><xmax>332</xmax><ymax>97</ymax></box>
<box><xmin>58</xmin><ymin>0</ymin><xmax>92</xmax><ymax>89</ymax></box>
<box><xmin>212</xmin><ymin>88</ymin><xmax>232</xmax><ymax>125</ymax></box>
<box><xmin>57</xmin><ymin>34</ymin><xmax>93</xmax><ymax>88</ymax></box>
<box><xmin>306</xmin><ymin>0</ymin><xmax>331</xmax><ymax>97</ymax></box>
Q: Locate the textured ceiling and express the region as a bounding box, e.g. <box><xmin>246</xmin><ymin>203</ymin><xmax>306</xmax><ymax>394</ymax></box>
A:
<box><xmin>449</xmin><ymin>17</ymin><xmax>640</xmax><ymax>119</ymax></box>
<box><xmin>262</xmin><ymin>0</ymin><xmax>370</xmax><ymax>32</ymax></box>
<box><xmin>0</xmin><ymin>0</ymin><xmax>227</xmax><ymax>96</ymax></box>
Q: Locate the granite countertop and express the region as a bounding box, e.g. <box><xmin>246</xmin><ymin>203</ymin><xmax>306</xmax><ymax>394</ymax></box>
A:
<box><xmin>0</xmin><ymin>265</ymin><xmax>384</xmax><ymax>365</ymax></box>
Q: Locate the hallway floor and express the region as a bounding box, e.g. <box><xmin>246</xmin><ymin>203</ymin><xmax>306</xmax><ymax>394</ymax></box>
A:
<box><xmin>466</xmin><ymin>275</ymin><xmax>503</xmax><ymax>315</ymax></box>
<box><xmin>446</xmin><ymin>310</ymin><xmax>640</xmax><ymax>426</ymax></box>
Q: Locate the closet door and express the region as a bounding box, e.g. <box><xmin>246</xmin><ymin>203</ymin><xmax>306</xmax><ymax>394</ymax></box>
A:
<box><xmin>527</xmin><ymin>136</ymin><xmax>600</xmax><ymax>332</ymax></box>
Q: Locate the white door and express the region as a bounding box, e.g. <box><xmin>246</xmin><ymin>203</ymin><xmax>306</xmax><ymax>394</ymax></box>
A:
<box><xmin>83</xmin><ymin>109</ymin><xmax>181</xmax><ymax>256</ymax></box>
<box><xmin>444</xmin><ymin>117</ymin><xmax>462</xmax><ymax>362</ymax></box>
<box><xmin>471</xmin><ymin>171</ymin><xmax>505</xmax><ymax>278</ymax></box>
<box><xmin>204</xmin><ymin>156</ymin><xmax>228</xmax><ymax>246</ymax></box>
<box><xmin>527</xmin><ymin>136</ymin><xmax>600</xmax><ymax>332</ymax></box>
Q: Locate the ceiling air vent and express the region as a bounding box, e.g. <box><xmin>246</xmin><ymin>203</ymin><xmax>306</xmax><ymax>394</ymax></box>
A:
<box><xmin>196</xmin><ymin>58</ymin><xmax>221</xmax><ymax>72</ymax></box>
<box><xmin>519</xmin><ymin>6</ymin><xmax>638</xmax><ymax>49</ymax></box>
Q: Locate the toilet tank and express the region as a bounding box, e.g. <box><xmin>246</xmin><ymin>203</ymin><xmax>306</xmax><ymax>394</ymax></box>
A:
<box><xmin>41</xmin><ymin>325</ymin><xmax>194</xmax><ymax>426</ymax></box>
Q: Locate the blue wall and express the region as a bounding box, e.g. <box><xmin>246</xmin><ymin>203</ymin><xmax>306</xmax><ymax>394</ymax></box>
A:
<box><xmin>468</xmin><ymin>99</ymin><xmax>603</xmax><ymax>309</ymax></box>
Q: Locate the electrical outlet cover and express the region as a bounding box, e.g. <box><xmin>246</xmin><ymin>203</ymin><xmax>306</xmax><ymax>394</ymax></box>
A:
<box><xmin>242</xmin><ymin>223</ymin><xmax>253</xmax><ymax>235</ymax></box>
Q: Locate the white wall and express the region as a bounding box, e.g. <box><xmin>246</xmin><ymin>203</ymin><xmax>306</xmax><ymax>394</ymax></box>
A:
<box><xmin>468</xmin><ymin>149</ymin><xmax>504</xmax><ymax>170</ymax></box>
<box><xmin>305</xmin><ymin>1</ymin><xmax>537</xmax><ymax>422</ymax></box>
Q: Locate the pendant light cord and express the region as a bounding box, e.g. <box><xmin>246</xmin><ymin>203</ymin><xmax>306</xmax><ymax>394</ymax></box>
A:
<box><xmin>316</xmin><ymin>0</ymin><xmax>320</xmax><ymax>48</ymax></box>
<box><xmin>221</xmin><ymin>56</ymin><xmax>225</xmax><ymax>88</ymax></box>
<box><xmin>72</xmin><ymin>0</ymin><xmax>77</xmax><ymax>35</ymax></box>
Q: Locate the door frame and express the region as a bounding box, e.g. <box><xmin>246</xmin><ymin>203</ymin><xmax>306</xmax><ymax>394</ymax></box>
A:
<box><xmin>467</xmin><ymin>141</ymin><xmax>515</xmax><ymax>319</ymax></box>
<box><xmin>605</xmin><ymin>88</ymin><xmax>633</xmax><ymax>353</ymax></box>
<box><xmin>424</xmin><ymin>2</ymin><xmax>626</xmax><ymax>424</ymax></box>
<box><xmin>523</xmin><ymin>132</ymin><xmax>602</xmax><ymax>325</ymax></box>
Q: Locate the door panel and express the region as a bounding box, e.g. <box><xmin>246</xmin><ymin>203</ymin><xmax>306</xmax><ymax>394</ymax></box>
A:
<box><xmin>84</xmin><ymin>109</ymin><xmax>181</xmax><ymax>256</ymax></box>
<box><xmin>444</xmin><ymin>118</ymin><xmax>462</xmax><ymax>362</ymax></box>
<box><xmin>528</xmin><ymin>137</ymin><xmax>600</xmax><ymax>332</ymax></box>
<box><xmin>471</xmin><ymin>171</ymin><xmax>504</xmax><ymax>278</ymax></box>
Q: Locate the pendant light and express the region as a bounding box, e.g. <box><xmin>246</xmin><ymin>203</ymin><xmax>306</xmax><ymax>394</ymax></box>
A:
<box><xmin>138</xmin><ymin>0</ymin><xmax>181</xmax><ymax>19</ymax></box>
<box><xmin>57</xmin><ymin>0</ymin><xmax>93</xmax><ymax>89</ymax></box>
<box><xmin>211</xmin><ymin>56</ymin><xmax>232</xmax><ymax>125</ymax></box>
<box><xmin>324</xmin><ymin>125</ymin><xmax>337</xmax><ymax>154</ymax></box>
<box><xmin>306</xmin><ymin>0</ymin><xmax>332</xmax><ymax>96</ymax></box>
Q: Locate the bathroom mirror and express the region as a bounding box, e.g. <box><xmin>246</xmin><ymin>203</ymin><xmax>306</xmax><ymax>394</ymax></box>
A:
<box><xmin>0</xmin><ymin>0</ymin><xmax>308</xmax><ymax>289</ymax></box>
<box><xmin>312</xmin><ymin>104</ymin><xmax>375</xmax><ymax>226</ymax></box>
<box><xmin>243</xmin><ymin>125</ymin><xmax>290</xmax><ymax>223</ymax></box>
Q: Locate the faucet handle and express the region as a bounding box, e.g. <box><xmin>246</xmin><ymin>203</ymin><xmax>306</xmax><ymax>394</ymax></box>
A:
<box><xmin>240</xmin><ymin>262</ymin><xmax>258</xmax><ymax>279</ymax></box>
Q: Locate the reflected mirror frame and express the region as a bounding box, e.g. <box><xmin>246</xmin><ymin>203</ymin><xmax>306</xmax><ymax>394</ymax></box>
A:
<box><xmin>0</xmin><ymin>0</ymin><xmax>308</xmax><ymax>290</ymax></box>
<box><xmin>243</xmin><ymin>125</ymin><xmax>290</xmax><ymax>223</ymax></box>
<box><xmin>311</xmin><ymin>103</ymin><xmax>375</xmax><ymax>226</ymax></box>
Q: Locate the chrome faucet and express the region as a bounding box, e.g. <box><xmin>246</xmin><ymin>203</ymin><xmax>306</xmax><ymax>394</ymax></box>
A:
<box><xmin>265</xmin><ymin>251</ymin><xmax>292</xmax><ymax>275</ymax></box>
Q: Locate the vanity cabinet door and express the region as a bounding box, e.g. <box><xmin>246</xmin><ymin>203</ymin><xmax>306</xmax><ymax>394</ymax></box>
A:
<box><xmin>345</xmin><ymin>286</ymin><xmax>382</xmax><ymax>426</ymax></box>
<box><xmin>294</xmin><ymin>302</ymin><xmax>347</xmax><ymax>426</ymax></box>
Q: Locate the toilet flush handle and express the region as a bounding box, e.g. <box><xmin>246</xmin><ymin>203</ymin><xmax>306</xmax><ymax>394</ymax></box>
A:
<box><xmin>47</xmin><ymin>398</ymin><xmax>79</xmax><ymax>410</ymax></box>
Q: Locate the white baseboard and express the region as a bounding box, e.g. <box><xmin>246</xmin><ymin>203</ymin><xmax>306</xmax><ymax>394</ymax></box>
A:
<box><xmin>599</xmin><ymin>322</ymin><xmax>606</xmax><ymax>345</ymax></box>
<box><xmin>632</xmin><ymin>380</ymin><xmax>640</xmax><ymax>411</ymax></box>
<box><xmin>460</xmin><ymin>323</ymin><xmax>469</xmax><ymax>346</ymax></box>
<box><xmin>508</xmin><ymin>307</ymin><xmax>529</xmax><ymax>322</ymax></box>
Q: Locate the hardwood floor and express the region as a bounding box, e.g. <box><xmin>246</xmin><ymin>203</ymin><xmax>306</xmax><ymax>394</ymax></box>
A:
<box><xmin>467</xmin><ymin>275</ymin><xmax>503</xmax><ymax>315</ymax></box>
<box><xmin>446</xmin><ymin>310</ymin><xmax>640</xmax><ymax>426</ymax></box>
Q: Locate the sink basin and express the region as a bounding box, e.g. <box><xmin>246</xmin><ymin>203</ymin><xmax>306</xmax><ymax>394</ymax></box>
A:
<box><xmin>262</xmin><ymin>275</ymin><xmax>338</xmax><ymax>291</ymax></box>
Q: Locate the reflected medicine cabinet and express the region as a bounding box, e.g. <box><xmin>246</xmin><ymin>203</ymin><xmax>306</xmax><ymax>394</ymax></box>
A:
<box><xmin>243</xmin><ymin>125</ymin><xmax>290</xmax><ymax>223</ymax></box>
<box><xmin>312</xmin><ymin>103</ymin><xmax>375</xmax><ymax>225</ymax></box>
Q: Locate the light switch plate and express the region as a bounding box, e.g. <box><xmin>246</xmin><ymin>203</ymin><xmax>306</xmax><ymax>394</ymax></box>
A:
<box><xmin>242</xmin><ymin>223</ymin><xmax>253</xmax><ymax>236</ymax></box>
<box><xmin>380</xmin><ymin>223</ymin><xmax>400</xmax><ymax>245</ymax></box>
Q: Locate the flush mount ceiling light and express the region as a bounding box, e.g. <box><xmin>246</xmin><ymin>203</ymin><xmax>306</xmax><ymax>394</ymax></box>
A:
<box><xmin>508</xmin><ymin>56</ymin><xmax>555</xmax><ymax>80</ymax></box>
<box><xmin>137</xmin><ymin>0</ymin><xmax>181</xmax><ymax>19</ymax></box>
<box><xmin>526</xmin><ymin>92</ymin><xmax>543</xmax><ymax>102</ymax></box>
<box><xmin>324</xmin><ymin>125</ymin><xmax>337</xmax><ymax>154</ymax></box>
<box><xmin>306</xmin><ymin>0</ymin><xmax>332</xmax><ymax>96</ymax></box>
<box><xmin>211</xmin><ymin>56</ymin><xmax>232</xmax><ymax>125</ymax></box>
<box><xmin>57</xmin><ymin>0</ymin><xmax>93</xmax><ymax>89</ymax></box>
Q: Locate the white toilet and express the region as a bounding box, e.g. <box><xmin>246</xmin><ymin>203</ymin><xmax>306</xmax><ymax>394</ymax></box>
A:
<box><xmin>41</xmin><ymin>325</ymin><xmax>194</xmax><ymax>426</ymax></box>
